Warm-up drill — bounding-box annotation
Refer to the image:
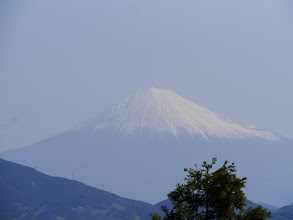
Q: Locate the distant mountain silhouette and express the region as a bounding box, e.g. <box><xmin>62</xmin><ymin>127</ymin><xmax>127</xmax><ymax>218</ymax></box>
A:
<box><xmin>271</xmin><ymin>205</ymin><xmax>293</xmax><ymax>220</ymax></box>
<box><xmin>0</xmin><ymin>158</ymin><xmax>161</xmax><ymax>220</ymax></box>
<box><xmin>155</xmin><ymin>199</ymin><xmax>259</xmax><ymax>213</ymax></box>
<box><xmin>257</xmin><ymin>202</ymin><xmax>279</xmax><ymax>210</ymax></box>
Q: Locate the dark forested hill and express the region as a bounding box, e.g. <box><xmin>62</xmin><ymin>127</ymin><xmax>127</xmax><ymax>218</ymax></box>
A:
<box><xmin>0</xmin><ymin>158</ymin><xmax>161</xmax><ymax>220</ymax></box>
<box><xmin>2</xmin><ymin>157</ymin><xmax>293</xmax><ymax>220</ymax></box>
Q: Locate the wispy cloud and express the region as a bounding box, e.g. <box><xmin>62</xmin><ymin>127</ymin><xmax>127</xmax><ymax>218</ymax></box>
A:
<box><xmin>0</xmin><ymin>117</ymin><xmax>20</xmax><ymax>130</ymax></box>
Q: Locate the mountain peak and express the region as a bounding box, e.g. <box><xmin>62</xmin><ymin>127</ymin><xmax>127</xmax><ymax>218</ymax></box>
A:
<box><xmin>76</xmin><ymin>88</ymin><xmax>277</xmax><ymax>140</ymax></box>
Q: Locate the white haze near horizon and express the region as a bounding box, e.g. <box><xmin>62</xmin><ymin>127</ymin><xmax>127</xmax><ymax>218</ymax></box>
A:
<box><xmin>0</xmin><ymin>0</ymin><xmax>293</xmax><ymax>153</ymax></box>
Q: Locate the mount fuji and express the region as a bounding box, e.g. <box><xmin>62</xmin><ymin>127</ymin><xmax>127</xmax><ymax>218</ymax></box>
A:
<box><xmin>1</xmin><ymin>88</ymin><xmax>293</xmax><ymax>207</ymax></box>
<box><xmin>74</xmin><ymin>88</ymin><xmax>276</xmax><ymax>140</ymax></box>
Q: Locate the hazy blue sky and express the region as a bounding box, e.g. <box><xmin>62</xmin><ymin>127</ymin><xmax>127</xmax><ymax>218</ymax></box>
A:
<box><xmin>1</xmin><ymin>0</ymin><xmax>293</xmax><ymax>152</ymax></box>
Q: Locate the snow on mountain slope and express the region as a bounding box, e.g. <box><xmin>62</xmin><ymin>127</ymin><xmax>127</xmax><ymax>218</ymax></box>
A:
<box><xmin>74</xmin><ymin>88</ymin><xmax>276</xmax><ymax>140</ymax></box>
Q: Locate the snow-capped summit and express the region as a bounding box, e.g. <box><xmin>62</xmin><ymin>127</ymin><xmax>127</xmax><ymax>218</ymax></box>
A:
<box><xmin>76</xmin><ymin>88</ymin><xmax>276</xmax><ymax>140</ymax></box>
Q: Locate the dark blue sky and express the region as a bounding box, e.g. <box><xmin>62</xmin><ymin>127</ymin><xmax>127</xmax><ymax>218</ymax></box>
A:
<box><xmin>1</xmin><ymin>0</ymin><xmax>293</xmax><ymax>152</ymax></box>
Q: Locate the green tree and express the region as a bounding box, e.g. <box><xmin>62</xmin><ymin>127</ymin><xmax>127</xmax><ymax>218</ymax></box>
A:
<box><xmin>151</xmin><ymin>158</ymin><xmax>271</xmax><ymax>220</ymax></box>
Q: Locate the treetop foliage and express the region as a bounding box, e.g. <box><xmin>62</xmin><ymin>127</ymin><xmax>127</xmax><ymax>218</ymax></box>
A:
<box><xmin>151</xmin><ymin>157</ymin><xmax>271</xmax><ymax>220</ymax></box>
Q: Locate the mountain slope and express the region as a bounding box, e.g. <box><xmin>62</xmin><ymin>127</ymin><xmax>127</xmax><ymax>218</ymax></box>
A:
<box><xmin>0</xmin><ymin>158</ymin><xmax>161</xmax><ymax>220</ymax></box>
